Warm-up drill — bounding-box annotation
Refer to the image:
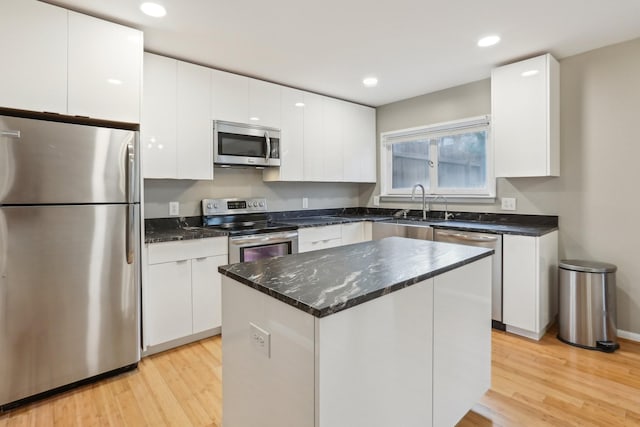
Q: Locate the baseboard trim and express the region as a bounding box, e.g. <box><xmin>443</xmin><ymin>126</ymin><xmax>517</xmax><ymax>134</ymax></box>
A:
<box><xmin>505</xmin><ymin>324</ymin><xmax>546</xmax><ymax>341</ymax></box>
<box><xmin>142</xmin><ymin>327</ymin><xmax>222</xmax><ymax>357</ymax></box>
<box><xmin>617</xmin><ymin>329</ymin><xmax>640</xmax><ymax>342</ymax></box>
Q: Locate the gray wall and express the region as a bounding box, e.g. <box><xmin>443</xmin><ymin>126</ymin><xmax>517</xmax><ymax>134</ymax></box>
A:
<box><xmin>365</xmin><ymin>37</ymin><xmax>640</xmax><ymax>334</ymax></box>
<box><xmin>144</xmin><ymin>168</ymin><xmax>361</xmax><ymax>218</ymax></box>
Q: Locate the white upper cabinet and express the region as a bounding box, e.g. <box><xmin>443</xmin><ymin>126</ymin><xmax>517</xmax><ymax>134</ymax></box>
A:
<box><xmin>142</xmin><ymin>53</ymin><xmax>177</xmax><ymax>178</ymax></box>
<box><xmin>264</xmin><ymin>87</ymin><xmax>305</xmax><ymax>181</ymax></box>
<box><xmin>68</xmin><ymin>12</ymin><xmax>142</xmax><ymax>123</ymax></box>
<box><xmin>248</xmin><ymin>79</ymin><xmax>281</xmax><ymax>129</ymax></box>
<box><xmin>492</xmin><ymin>53</ymin><xmax>559</xmax><ymax>177</ymax></box>
<box><xmin>142</xmin><ymin>53</ymin><xmax>213</xmax><ymax>180</ymax></box>
<box><xmin>211</xmin><ymin>69</ymin><xmax>249</xmax><ymax>123</ymax></box>
<box><xmin>322</xmin><ymin>97</ymin><xmax>345</xmax><ymax>181</ymax></box>
<box><xmin>343</xmin><ymin>103</ymin><xmax>376</xmax><ymax>183</ymax></box>
<box><xmin>303</xmin><ymin>92</ymin><xmax>325</xmax><ymax>181</ymax></box>
<box><xmin>0</xmin><ymin>0</ymin><xmax>67</xmax><ymax>114</ymax></box>
<box><xmin>177</xmin><ymin>61</ymin><xmax>213</xmax><ymax>180</ymax></box>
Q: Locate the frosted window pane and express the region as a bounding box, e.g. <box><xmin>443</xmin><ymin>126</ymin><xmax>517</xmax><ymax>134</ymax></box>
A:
<box><xmin>437</xmin><ymin>131</ymin><xmax>487</xmax><ymax>189</ymax></box>
<box><xmin>391</xmin><ymin>139</ymin><xmax>430</xmax><ymax>189</ymax></box>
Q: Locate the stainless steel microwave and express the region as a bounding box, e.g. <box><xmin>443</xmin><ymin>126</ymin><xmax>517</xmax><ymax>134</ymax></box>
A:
<box><xmin>213</xmin><ymin>120</ymin><xmax>281</xmax><ymax>167</ymax></box>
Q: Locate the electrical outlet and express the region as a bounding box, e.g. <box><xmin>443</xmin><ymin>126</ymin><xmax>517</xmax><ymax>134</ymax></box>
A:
<box><xmin>501</xmin><ymin>197</ymin><xmax>517</xmax><ymax>211</ymax></box>
<box><xmin>169</xmin><ymin>201</ymin><xmax>180</xmax><ymax>216</ymax></box>
<box><xmin>373</xmin><ymin>196</ymin><xmax>380</xmax><ymax>206</ymax></box>
<box><xmin>249</xmin><ymin>322</ymin><xmax>270</xmax><ymax>358</ymax></box>
<box><xmin>302</xmin><ymin>197</ymin><xmax>309</xmax><ymax>209</ymax></box>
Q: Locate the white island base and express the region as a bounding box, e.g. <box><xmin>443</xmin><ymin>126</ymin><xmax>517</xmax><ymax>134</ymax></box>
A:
<box><xmin>222</xmin><ymin>256</ymin><xmax>491</xmax><ymax>427</ymax></box>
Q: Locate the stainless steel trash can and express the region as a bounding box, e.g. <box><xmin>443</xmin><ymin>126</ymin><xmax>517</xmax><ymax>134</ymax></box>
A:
<box><xmin>558</xmin><ymin>260</ymin><xmax>619</xmax><ymax>352</ymax></box>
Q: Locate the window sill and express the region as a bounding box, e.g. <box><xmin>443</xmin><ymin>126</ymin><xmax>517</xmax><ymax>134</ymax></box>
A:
<box><xmin>379</xmin><ymin>195</ymin><xmax>496</xmax><ymax>205</ymax></box>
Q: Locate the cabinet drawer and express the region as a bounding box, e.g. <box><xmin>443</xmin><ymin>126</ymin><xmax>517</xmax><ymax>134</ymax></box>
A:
<box><xmin>300</xmin><ymin>237</ymin><xmax>342</xmax><ymax>253</ymax></box>
<box><xmin>299</xmin><ymin>225</ymin><xmax>342</xmax><ymax>244</ymax></box>
<box><xmin>148</xmin><ymin>237</ymin><xmax>227</xmax><ymax>264</ymax></box>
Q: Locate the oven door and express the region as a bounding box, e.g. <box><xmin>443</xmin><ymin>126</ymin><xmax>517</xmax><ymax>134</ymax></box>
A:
<box><xmin>228</xmin><ymin>231</ymin><xmax>298</xmax><ymax>264</ymax></box>
<box><xmin>214</xmin><ymin>121</ymin><xmax>280</xmax><ymax>167</ymax></box>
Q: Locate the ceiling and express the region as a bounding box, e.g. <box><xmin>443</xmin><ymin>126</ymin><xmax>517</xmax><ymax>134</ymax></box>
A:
<box><xmin>44</xmin><ymin>0</ymin><xmax>640</xmax><ymax>107</ymax></box>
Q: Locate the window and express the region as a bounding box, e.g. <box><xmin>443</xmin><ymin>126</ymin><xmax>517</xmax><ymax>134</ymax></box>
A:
<box><xmin>380</xmin><ymin>116</ymin><xmax>494</xmax><ymax>197</ymax></box>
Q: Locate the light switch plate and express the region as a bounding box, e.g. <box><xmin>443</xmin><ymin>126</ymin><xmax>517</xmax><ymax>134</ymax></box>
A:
<box><xmin>501</xmin><ymin>197</ymin><xmax>516</xmax><ymax>211</ymax></box>
<box><xmin>169</xmin><ymin>201</ymin><xmax>180</xmax><ymax>216</ymax></box>
<box><xmin>373</xmin><ymin>196</ymin><xmax>380</xmax><ymax>206</ymax></box>
<box><xmin>249</xmin><ymin>322</ymin><xmax>271</xmax><ymax>358</ymax></box>
<box><xmin>302</xmin><ymin>197</ymin><xmax>309</xmax><ymax>209</ymax></box>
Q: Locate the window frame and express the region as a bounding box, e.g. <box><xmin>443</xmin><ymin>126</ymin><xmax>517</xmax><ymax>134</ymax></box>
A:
<box><xmin>380</xmin><ymin>115</ymin><xmax>495</xmax><ymax>198</ymax></box>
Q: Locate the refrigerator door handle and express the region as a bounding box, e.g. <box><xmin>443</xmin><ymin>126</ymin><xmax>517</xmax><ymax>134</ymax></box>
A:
<box><xmin>126</xmin><ymin>204</ymin><xmax>135</xmax><ymax>264</ymax></box>
<box><xmin>126</xmin><ymin>140</ymin><xmax>136</xmax><ymax>204</ymax></box>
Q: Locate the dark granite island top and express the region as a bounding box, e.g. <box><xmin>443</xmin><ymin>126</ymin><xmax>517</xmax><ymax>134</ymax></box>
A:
<box><xmin>218</xmin><ymin>236</ymin><xmax>493</xmax><ymax>318</ymax></box>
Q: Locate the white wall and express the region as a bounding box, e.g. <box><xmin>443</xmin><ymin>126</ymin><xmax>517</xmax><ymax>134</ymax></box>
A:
<box><xmin>365</xmin><ymin>37</ymin><xmax>640</xmax><ymax>334</ymax></box>
<box><xmin>144</xmin><ymin>168</ymin><xmax>361</xmax><ymax>218</ymax></box>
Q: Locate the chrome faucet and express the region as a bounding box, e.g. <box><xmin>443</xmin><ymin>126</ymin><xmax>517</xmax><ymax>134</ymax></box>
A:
<box><xmin>430</xmin><ymin>195</ymin><xmax>454</xmax><ymax>220</ymax></box>
<box><xmin>411</xmin><ymin>183</ymin><xmax>428</xmax><ymax>220</ymax></box>
<box><xmin>393</xmin><ymin>209</ymin><xmax>410</xmax><ymax>218</ymax></box>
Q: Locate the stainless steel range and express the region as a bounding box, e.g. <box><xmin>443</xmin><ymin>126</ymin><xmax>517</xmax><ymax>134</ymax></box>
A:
<box><xmin>202</xmin><ymin>198</ymin><xmax>298</xmax><ymax>263</ymax></box>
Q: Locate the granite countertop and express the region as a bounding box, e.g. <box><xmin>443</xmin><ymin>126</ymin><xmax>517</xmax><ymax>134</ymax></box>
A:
<box><xmin>276</xmin><ymin>214</ymin><xmax>392</xmax><ymax>228</ymax></box>
<box><xmin>218</xmin><ymin>237</ymin><xmax>493</xmax><ymax>318</ymax></box>
<box><xmin>145</xmin><ymin>226</ymin><xmax>228</xmax><ymax>243</ymax></box>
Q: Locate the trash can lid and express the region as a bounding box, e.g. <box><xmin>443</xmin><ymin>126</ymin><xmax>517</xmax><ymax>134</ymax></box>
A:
<box><xmin>559</xmin><ymin>259</ymin><xmax>617</xmax><ymax>273</ymax></box>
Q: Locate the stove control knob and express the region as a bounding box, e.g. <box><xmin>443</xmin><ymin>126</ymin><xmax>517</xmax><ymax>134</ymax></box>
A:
<box><xmin>213</xmin><ymin>203</ymin><xmax>219</xmax><ymax>209</ymax></box>
<box><xmin>207</xmin><ymin>203</ymin><xmax>212</xmax><ymax>209</ymax></box>
<box><xmin>253</xmin><ymin>201</ymin><xmax>259</xmax><ymax>207</ymax></box>
<box><xmin>259</xmin><ymin>201</ymin><xmax>265</xmax><ymax>207</ymax></box>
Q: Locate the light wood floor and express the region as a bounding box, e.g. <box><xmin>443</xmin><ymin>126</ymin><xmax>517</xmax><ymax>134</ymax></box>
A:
<box><xmin>1</xmin><ymin>328</ymin><xmax>639</xmax><ymax>426</ymax></box>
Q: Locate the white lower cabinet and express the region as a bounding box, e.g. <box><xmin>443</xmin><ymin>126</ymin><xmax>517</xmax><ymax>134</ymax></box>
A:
<box><xmin>299</xmin><ymin>225</ymin><xmax>342</xmax><ymax>253</ymax></box>
<box><xmin>502</xmin><ymin>231</ymin><xmax>558</xmax><ymax>340</ymax></box>
<box><xmin>144</xmin><ymin>237</ymin><xmax>227</xmax><ymax>351</ymax></box>
<box><xmin>299</xmin><ymin>222</ymin><xmax>371</xmax><ymax>253</ymax></box>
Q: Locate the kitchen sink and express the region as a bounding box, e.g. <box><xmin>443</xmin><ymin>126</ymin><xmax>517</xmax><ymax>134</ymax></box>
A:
<box><xmin>372</xmin><ymin>220</ymin><xmax>434</xmax><ymax>240</ymax></box>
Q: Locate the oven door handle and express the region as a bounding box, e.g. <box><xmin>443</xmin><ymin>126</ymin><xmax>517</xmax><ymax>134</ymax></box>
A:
<box><xmin>229</xmin><ymin>231</ymin><xmax>298</xmax><ymax>246</ymax></box>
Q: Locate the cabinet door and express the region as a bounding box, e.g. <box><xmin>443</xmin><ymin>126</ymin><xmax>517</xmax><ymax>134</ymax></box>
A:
<box><xmin>0</xmin><ymin>0</ymin><xmax>67</xmax><ymax>114</ymax></box>
<box><xmin>211</xmin><ymin>69</ymin><xmax>249</xmax><ymax>123</ymax></box>
<box><xmin>303</xmin><ymin>92</ymin><xmax>324</xmax><ymax>181</ymax></box>
<box><xmin>502</xmin><ymin>234</ymin><xmax>537</xmax><ymax>331</ymax></box>
<box><xmin>192</xmin><ymin>255</ymin><xmax>227</xmax><ymax>333</ymax></box>
<box><xmin>342</xmin><ymin>102</ymin><xmax>376</xmax><ymax>183</ymax></box>
<box><xmin>341</xmin><ymin>222</ymin><xmax>365</xmax><ymax>245</ymax></box>
<box><xmin>492</xmin><ymin>54</ymin><xmax>559</xmax><ymax>177</ymax></box>
<box><xmin>68</xmin><ymin>12</ymin><xmax>142</xmax><ymax>123</ymax></box>
<box><xmin>141</xmin><ymin>53</ymin><xmax>177</xmax><ymax>178</ymax></box>
<box><xmin>248</xmin><ymin>79</ymin><xmax>281</xmax><ymax>128</ymax></box>
<box><xmin>322</xmin><ymin>97</ymin><xmax>344</xmax><ymax>181</ymax></box>
<box><xmin>264</xmin><ymin>87</ymin><xmax>304</xmax><ymax>181</ymax></box>
<box><xmin>146</xmin><ymin>260</ymin><xmax>193</xmax><ymax>346</ymax></box>
<box><xmin>177</xmin><ymin>61</ymin><xmax>213</xmax><ymax>180</ymax></box>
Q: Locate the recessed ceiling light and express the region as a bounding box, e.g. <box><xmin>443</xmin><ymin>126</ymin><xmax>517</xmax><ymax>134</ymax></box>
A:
<box><xmin>106</xmin><ymin>78</ymin><xmax>123</xmax><ymax>85</ymax></box>
<box><xmin>521</xmin><ymin>69</ymin><xmax>540</xmax><ymax>77</ymax></box>
<box><xmin>140</xmin><ymin>2</ymin><xmax>166</xmax><ymax>18</ymax></box>
<box><xmin>477</xmin><ymin>35</ymin><xmax>500</xmax><ymax>47</ymax></box>
<box><xmin>249</xmin><ymin>117</ymin><xmax>260</xmax><ymax>121</ymax></box>
<box><xmin>295</xmin><ymin>102</ymin><xmax>305</xmax><ymax>107</ymax></box>
<box><xmin>363</xmin><ymin>77</ymin><xmax>378</xmax><ymax>88</ymax></box>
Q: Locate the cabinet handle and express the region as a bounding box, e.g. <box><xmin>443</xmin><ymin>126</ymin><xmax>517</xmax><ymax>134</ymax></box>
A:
<box><xmin>195</xmin><ymin>257</ymin><xmax>207</xmax><ymax>261</ymax></box>
<box><xmin>1</xmin><ymin>130</ymin><xmax>21</xmax><ymax>139</ymax></box>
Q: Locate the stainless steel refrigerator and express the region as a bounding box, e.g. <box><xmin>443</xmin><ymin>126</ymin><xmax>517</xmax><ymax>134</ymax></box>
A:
<box><xmin>0</xmin><ymin>113</ymin><xmax>140</xmax><ymax>409</ymax></box>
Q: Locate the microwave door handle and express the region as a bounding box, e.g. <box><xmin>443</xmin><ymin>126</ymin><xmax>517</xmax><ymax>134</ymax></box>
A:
<box><xmin>264</xmin><ymin>131</ymin><xmax>271</xmax><ymax>161</ymax></box>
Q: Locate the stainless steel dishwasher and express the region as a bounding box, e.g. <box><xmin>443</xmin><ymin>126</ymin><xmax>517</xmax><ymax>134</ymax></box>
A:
<box><xmin>434</xmin><ymin>229</ymin><xmax>504</xmax><ymax>329</ymax></box>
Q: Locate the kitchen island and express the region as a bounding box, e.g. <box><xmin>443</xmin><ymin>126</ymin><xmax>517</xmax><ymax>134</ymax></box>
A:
<box><xmin>218</xmin><ymin>237</ymin><xmax>493</xmax><ymax>427</ymax></box>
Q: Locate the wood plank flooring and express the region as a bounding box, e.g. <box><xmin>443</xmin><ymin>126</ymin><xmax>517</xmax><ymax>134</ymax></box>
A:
<box><xmin>1</xmin><ymin>327</ymin><xmax>639</xmax><ymax>426</ymax></box>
